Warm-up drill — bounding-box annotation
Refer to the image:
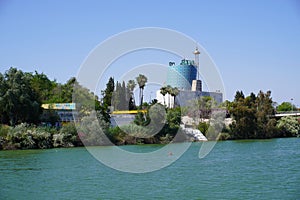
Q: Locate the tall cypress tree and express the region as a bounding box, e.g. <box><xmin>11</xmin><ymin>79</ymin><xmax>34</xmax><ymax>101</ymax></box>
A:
<box><xmin>102</xmin><ymin>77</ymin><xmax>114</xmax><ymax>109</ymax></box>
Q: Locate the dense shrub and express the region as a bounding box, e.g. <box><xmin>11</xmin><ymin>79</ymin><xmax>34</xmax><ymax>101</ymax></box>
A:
<box><xmin>53</xmin><ymin>123</ymin><xmax>82</xmax><ymax>147</ymax></box>
<box><xmin>2</xmin><ymin>123</ymin><xmax>53</xmax><ymax>149</ymax></box>
<box><xmin>1</xmin><ymin>123</ymin><xmax>83</xmax><ymax>150</ymax></box>
<box><xmin>277</xmin><ymin>116</ymin><xmax>300</xmax><ymax>137</ymax></box>
<box><xmin>77</xmin><ymin>113</ymin><xmax>111</xmax><ymax>146</ymax></box>
<box><xmin>197</xmin><ymin>122</ymin><xmax>209</xmax><ymax>136</ymax></box>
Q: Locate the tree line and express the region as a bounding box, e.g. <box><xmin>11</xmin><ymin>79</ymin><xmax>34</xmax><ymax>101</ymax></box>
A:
<box><xmin>0</xmin><ymin>67</ymin><xmax>102</xmax><ymax>126</ymax></box>
<box><xmin>189</xmin><ymin>90</ymin><xmax>300</xmax><ymax>139</ymax></box>
<box><xmin>0</xmin><ymin>67</ymin><xmax>299</xmax><ymax>150</ymax></box>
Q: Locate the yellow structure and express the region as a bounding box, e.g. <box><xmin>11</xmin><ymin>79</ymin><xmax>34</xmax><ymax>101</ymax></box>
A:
<box><xmin>41</xmin><ymin>103</ymin><xmax>76</xmax><ymax>110</ymax></box>
<box><xmin>111</xmin><ymin>110</ymin><xmax>147</xmax><ymax>114</ymax></box>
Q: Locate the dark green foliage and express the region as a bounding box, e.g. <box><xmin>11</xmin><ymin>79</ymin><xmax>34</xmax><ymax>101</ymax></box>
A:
<box><xmin>119</xmin><ymin>104</ymin><xmax>181</xmax><ymax>143</ymax></box>
<box><xmin>96</xmin><ymin>106</ymin><xmax>111</xmax><ymax>124</ymax></box>
<box><xmin>230</xmin><ymin>90</ymin><xmax>278</xmax><ymax>139</ymax></box>
<box><xmin>110</xmin><ymin>80</ymin><xmax>137</xmax><ymax>111</ymax></box>
<box><xmin>234</xmin><ymin>90</ymin><xmax>245</xmax><ymax>102</ymax></box>
<box><xmin>198</xmin><ymin>122</ymin><xmax>209</xmax><ymax>136</ymax></box>
<box><xmin>0</xmin><ymin>125</ymin><xmax>10</xmax><ymax>149</ymax></box>
<box><xmin>134</xmin><ymin>111</ymin><xmax>150</xmax><ymax>126</ymax></box>
<box><xmin>218</xmin><ymin>133</ymin><xmax>231</xmax><ymax>140</ymax></box>
<box><xmin>166</xmin><ymin>107</ymin><xmax>181</xmax><ymax>129</ymax></box>
<box><xmin>107</xmin><ymin>126</ymin><xmax>126</xmax><ymax>145</ymax></box>
<box><xmin>102</xmin><ymin>77</ymin><xmax>138</xmax><ymax>111</ymax></box>
<box><xmin>0</xmin><ymin>68</ymin><xmax>41</xmax><ymax>125</ymax></box>
<box><xmin>102</xmin><ymin>77</ymin><xmax>114</xmax><ymax>109</ymax></box>
<box><xmin>169</xmin><ymin>86</ymin><xmax>179</xmax><ymax>108</ymax></box>
<box><xmin>136</xmin><ymin>74</ymin><xmax>147</xmax><ymax>107</ymax></box>
<box><xmin>55</xmin><ymin>123</ymin><xmax>82</xmax><ymax>147</ymax></box>
<box><xmin>127</xmin><ymin>80</ymin><xmax>137</xmax><ymax>110</ymax></box>
<box><xmin>160</xmin><ymin>86</ymin><xmax>168</xmax><ymax>105</ymax></box>
<box><xmin>112</xmin><ymin>81</ymin><xmax>128</xmax><ymax>110</ymax></box>
<box><xmin>29</xmin><ymin>71</ymin><xmax>56</xmax><ymax>103</ymax></box>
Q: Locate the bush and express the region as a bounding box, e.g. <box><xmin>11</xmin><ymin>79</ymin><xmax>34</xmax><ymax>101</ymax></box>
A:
<box><xmin>77</xmin><ymin>113</ymin><xmax>111</xmax><ymax>146</ymax></box>
<box><xmin>31</xmin><ymin>128</ymin><xmax>52</xmax><ymax>149</ymax></box>
<box><xmin>277</xmin><ymin>116</ymin><xmax>300</xmax><ymax>137</ymax></box>
<box><xmin>53</xmin><ymin>123</ymin><xmax>82</xmax><ymax>147</ymax></box>
<box><xmin>197</xmin><ymin>122</ymin><xmax>209</xmax><ymax>136</ymax></box>
<box><xmin>0</xmin><ymin>125</ymin><xmax>10</xmax><ymax>137</ymax></box>
<box><xmin>5</xmin><ymin>123</ymin><xmax>36</xmax><ymax>149</ymax></box>
<box><xmin>0</xmin><ymin>125</ymin><xmax>10</xmax><ymax>150</ymax></box>
<box><xmin>107</xmin><ymin>126</ymin><xmax>126</xmax><ymax>145</ymax></box>
<box><xmin>218</xmin><ymin>133</ymin><xmax>231</xmax><ymax>140</ymax></box>
<box><xmin>3</xmin><ymin>123</ymin><xmax>55</xmax><ymax>149</ymax></box>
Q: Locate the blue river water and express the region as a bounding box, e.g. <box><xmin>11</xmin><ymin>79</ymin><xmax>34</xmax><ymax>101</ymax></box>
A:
<box><xmin>0</xmin><ymin>138</ymin><xmax>299</xmax><ymax>199</ymax></box>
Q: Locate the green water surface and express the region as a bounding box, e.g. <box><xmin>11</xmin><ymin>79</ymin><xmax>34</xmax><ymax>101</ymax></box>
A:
<box><xmin>0</xmin><ymin>138</ymin><xmax>299</xmax><ymax>199</ymax></box>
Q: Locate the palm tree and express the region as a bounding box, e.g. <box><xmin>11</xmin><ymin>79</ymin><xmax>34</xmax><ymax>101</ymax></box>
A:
<box><xmin>160</xmin><ymin>86</ymin><xmax>168</xmax><ymax>106</ymax></box>
<box><xmin>127</xmin><ymin>80</ymin><xmax>136</xmax><ymax>110</ymax></box>
<box><xmin>127</xmin><ymin>80</ymin><xmax>136</xmax><ymax>92</ymax></box>
<box><xmin>170</xmin><ymin>87</ymin><xmax>179</xmax><ymax>108</ymax></box>
<box><xmin>166</xmin><ymin>85</ymin><xmax>172</xmax><ymax>108</ymax></box>
<box><xmin>136</xmin><ymin>74</ymin><xmax>148</xmax><ymax>107</ymax></box>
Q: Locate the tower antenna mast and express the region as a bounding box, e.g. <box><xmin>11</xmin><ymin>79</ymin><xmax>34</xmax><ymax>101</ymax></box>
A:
<box><xmin>193</xmin><ymin>47</ymin><xmax>200</xmax><ymax>80</ymax></box>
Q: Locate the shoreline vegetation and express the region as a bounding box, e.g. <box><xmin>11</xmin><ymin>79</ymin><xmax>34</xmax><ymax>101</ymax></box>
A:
<box><xmin>0</xmin><ymin>67</ymin><xmax>299</xmax><ymax>150</ymax></box>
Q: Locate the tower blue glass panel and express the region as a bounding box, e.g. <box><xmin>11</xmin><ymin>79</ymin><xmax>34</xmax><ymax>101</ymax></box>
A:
<box><xmin>166</xmin><ymin>59</ymin><xmax>197</xmax><ymax>90</ymax></box>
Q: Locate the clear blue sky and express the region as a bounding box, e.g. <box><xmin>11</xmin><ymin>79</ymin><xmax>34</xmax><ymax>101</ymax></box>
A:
<box><xmin>0</xmin><ymin>0</ymin><xmax>299</xmax><ymax>106</ymax></box>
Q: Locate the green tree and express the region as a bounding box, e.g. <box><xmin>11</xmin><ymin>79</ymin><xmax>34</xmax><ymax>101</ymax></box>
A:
<box><xmin>71</xmin><ymin>78</ymin><xmax>103</xmax><ymax>117</ymax></box>
<box><xmin>29</xmin><ymin>71</ymin><xmax>55</xmax><ymax>103</ymax></box>
<box><xmin>121</xmin><ymin>81</ymin><xmax>127</xmax><ymax>110</ymax></box>
<box><xmin>230</xmin><ymin>91</ymin><xmax>258</xmax><ymax>139</ymax></box>
<box><xmin>276</xmin><ymin>102</ymin><xmax>296</xmax><ymax>112</ymax></box>
<box><xmin>127</xmin><ymin>80</ymin><xmax>136</xmax><ymax>110</ymax></box>
<box><xmin>169</xmin><ymin>87</ymin><xmax>179</xmax><ymax>108</ymax></box>
<box><xmin>47</xmin><ymin>83</ymin><xmax>63</xmax><ymax>103</ymax></box>
<box><xmin>61</xmin><ymin>77</ymin><xmax>77</xmax><ymax>102</ymax></box>
<box><xmin>165</xmin><ymin>85</ymin><xmax>172</xmax><ymax>108</ymax></box>
<box><xmin>77</xmin><ymin>111</ymin><xmax>111</xmax><ymax>146</ymax></box>
<box><xmin>166</xmin><ymin>107</ymin><xmax>181</xmax><ymax>129</ymax></box>
<box><xmin>0</xmin><ymin>73</ymin><xmax>8</xmax><ymax>123</ymax></box>
<box><xmin>230</xmin><ymin>103</ymin><xmax>256</xmax><ymax>139</ymax></box>
<box><xmin>0</xmin><ymin>68</ymin><xmax>41</xmax><ymax>125</ymax></box>
<box><xmin>186</xmin><ymin>96</ymin><xmax>217</xmax><ymax>119</ymax></box>
<box><xmin>160</xmin><ymin>86</ymin><xmax>168</xmax><ymax>106</ymax></box>
<box><xmin>234</xmin><ymin>90</ymin><xmax>245</xmax><ymax>102</ymax></box>
<box><xmin>136</xmin><ymin>74</ymin><xmax>147</xmax><ymax>107</ymax></box>
<box><xmin>102</xmin><ymin>77</ymin><xmax>115</xmax><ymax>109</ymax></box>
<box><xmin>46</xmin><ymin>77</ymin><xmax>77</xmax><ymax>104</ymax></box>
<box><xmin>112</xmin><ymin>81</ymin><xmax>129</xmax><ymax>110</ymax></box>
<box><xmin>230</xmin><ymin>90</ymin><xmax>277</xmax><ymax>139</ymax></box>
<box><xmin>111</xmin><ymin>81</ymin><xmax>120</xmax><ymax>110</ymax></box>
<box><xmin>255</xmin><ymin>91</ymin><xmax>276</xmax><ymax>138</ymax></box>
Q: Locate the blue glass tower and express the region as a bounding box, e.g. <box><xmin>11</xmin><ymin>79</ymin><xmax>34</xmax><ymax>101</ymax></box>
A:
<box><xmin>166</xmin><ymin>59</ymin><xmax>197</xmax><ymax>90</ymax></box>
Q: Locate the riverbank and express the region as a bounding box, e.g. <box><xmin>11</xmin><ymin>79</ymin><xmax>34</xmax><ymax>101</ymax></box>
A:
<box><xmin>1</xmin><ymin>122</ymin><xmax>298</xmax><ymax>151</ymax></box>
<box><xmin>0</xmin><ymin>123</ymin><xmax>200</xmax><ymax>150</ymax></box>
